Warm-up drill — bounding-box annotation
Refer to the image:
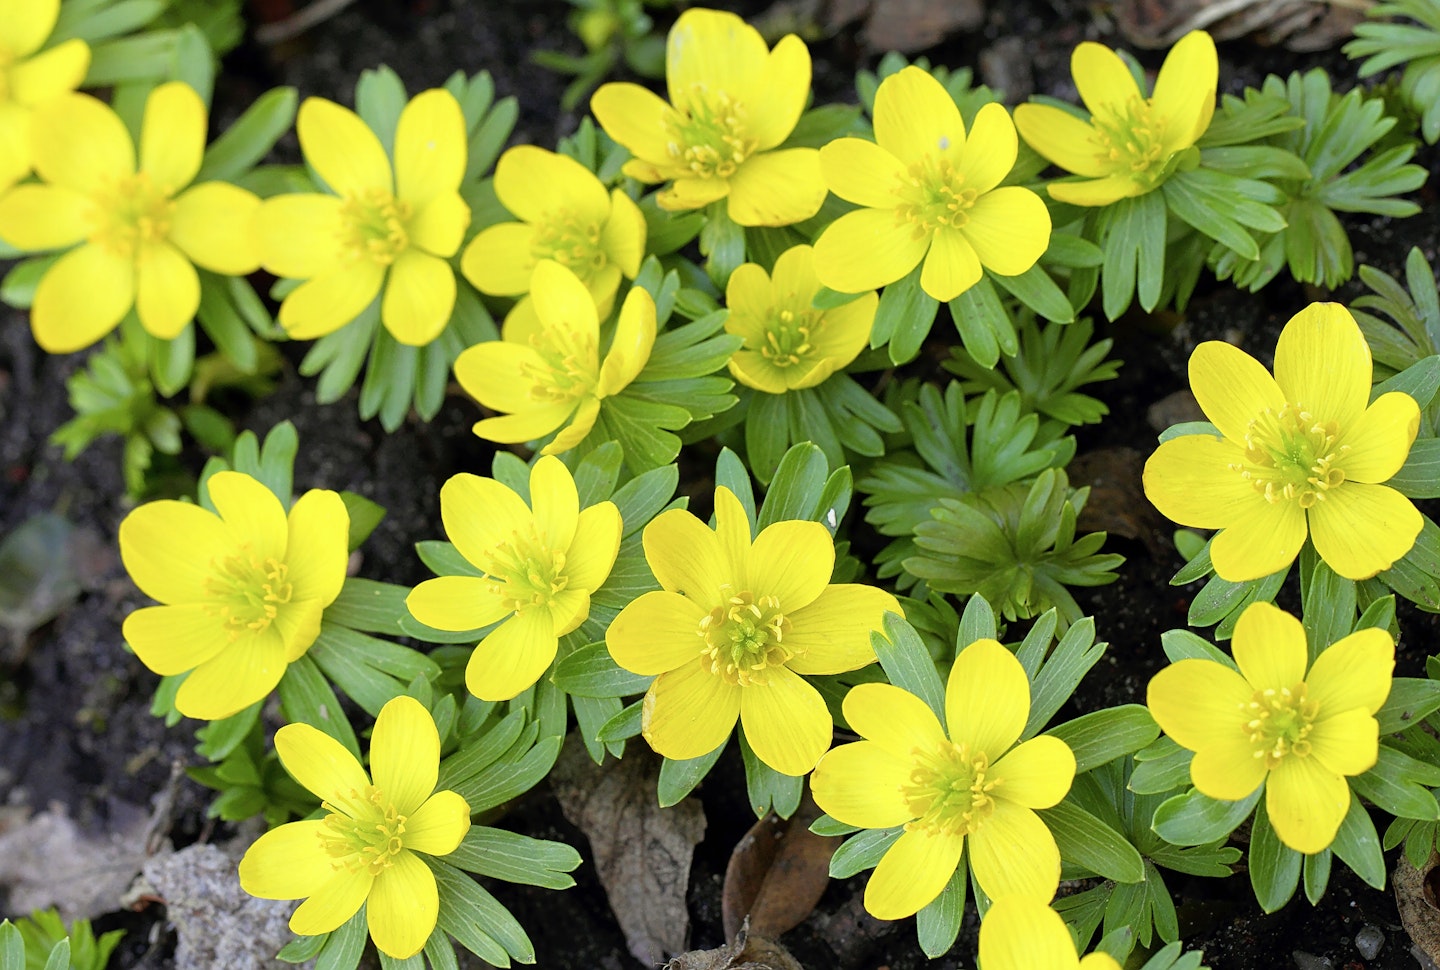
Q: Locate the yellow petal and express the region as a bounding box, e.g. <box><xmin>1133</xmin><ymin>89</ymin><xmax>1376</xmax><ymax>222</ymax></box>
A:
<box><xmin>842</xmin><ymin>681</ymin><xmax>945</xmax><ymax>758</ymax></box>
<box><xmin>9</xmin><ymin>39</ymin><xmax>89</xmax><ymax>105</ymax></box>
<box><xmin>407</xmin><ymin>191</ymin><xmax>469</xmax><ymax>257</ymax></box>
<box><xmin>407</xmin><ymin>576</ymin><xmax>510</xmax><ymax>631</ymax></box>
<box><xmin>1208</xmin><ymin>492</ymin><xmax>1307</xmax><ymax>582</ymax></box>
<box><xmin>641</xmin><ymin>658</ymin><xmax>741</xmax><ymax>760</ymax></box>
<box><xmin>453</xmin><ymin>340</ymin><xmax>546</xmax><ymax>413</ymax></box>
<box><xmin>957</xmin><ymin>102</ymin><xmax>1018</xmax><ymax>195</ymax></box>
<box><xmin>992</xmin><ymin>735</ymin><xmax>1075</xmax><ymax>809</ymax></box>
<box><xmin>404</xmin><ymin>789</ymin><xmax>472</xmax><ymax>856</ymax></box>
<box><xmin>1306</xmin><ymin>627</ymin><xmax>1394</xmax><ymax>717</ymax></box>
<box><xmin>531</xmin><ymin>258</ymin><xmax>598</xmax><ymax>339</ymax></box>
<box><xmin>946</xmin><ymin>638</ymin><xmax>1028</xmax><ymax>757</ymax></box>
<box><xmin>864</xmin><ymin>827</ymin><xmax>964</xmax><ymax>920</ymax></box>
<box><xmin>665</xmin><ymin>8</ymin><xmax>764</xmax><ymax>113</ymax></box>
<box><xmin>961</xmin><ymin>186</ymin><xmax>1051</xmax><ymax>277</ymax></box>
<box><xmin>119</xmin><ymin>498</ymin><xmax>229</xmax><ymax>602</ymax></box>
<box><xmin>238</xmin><ymin>820</ymin><xmax>334</xmax><ymax>899</ymax></box>
<box><xmin>813</xmin><ymin>207</ymin><xmax>927</xmax><ymax>294</ymax></box>
<box><xmin>1071</xmin><ymin>41</ymin><xmax>1142</xmax><ymax>118</ymax></box>
<box><xmin>920</xmin><ymin>227</ymin><xmax>980</xmax><ymax>302</ymax></box>
<box><xmin>394</xmin><ymin>88</ymin><xmax>466</xmax><ymax>208</ymax></box>
<box><xmin>140</xmin><ymin>81</ymin><xmax>205</xmax><ymax>193</ymax></box>
<box><xmin>1273</xmin><ymin>303</ymin><xmax>1370</xmax><ymax>429</ymax></box>
<box><xmin>1147</xmin><ymin>658</ymin><xmax>1253</xmax><ymax>750</ymax></box>
<box><xmin>1232</xmin><ymin>601</ymin><xmax>1308</xmax><ymax>692</ymax></box>
<box><xmin>275</xmin><ymin>721</ymin><xmax>372</xmax><ymax>814</ymax></box>
<box><xmin>873</xmin><ymin>66</ymin><xmax>962</xmax><ymax>168</ymax></box>
<box><xmin>808</xmin><ymin>292</ymin><xmax>877</xmax><ymax>371</ymax></box>
<box><xmin>275</xmin><ymin>598</ymin><xmax>325</xmax><ymax>662</ymax></box>
<box><xmin>658</xmin><ymin>175</ymin><xmax>730</xmax><ymax>211</ymax></box>
<box><xmin>728</xmin><ymin>353</ymin><xmax>789</xmax><ymax>394</ymax></box>
<box><xmin>565</xmin><ymin>500</ymin><xmax>622</xmax><ymax>591</ymax></box>
<box><xmin>0</xmin><ymin>104</ymin><xmax>33</xmax><ymax>191</ymax></box>
<box><xmin>1046</xmin><ymin>173</ymin><xmax>1141</xmax><ymax>207</ymax></box>
<box><xmin>381</xmin><ymin>248</ymin><xmax>454</xmax><ymax>345</ymax></box>
<box><xmin>31</xmin><ymin>242</ymin><xmax>133</xmax><ymax>353</ymax></box>
<box><xmin>819</xmin><ymin>137</ymin><xmax>905</xmax><ymax>209</ymax></box>
<box><xmin>32</xmin><ymin>92</ymin><xmax>134</xmax><ymax>192</ymax></box>
<box><xmin>465</xmin><ymin>608</ymin><xmax>557</xmax><ymax>701</ymax></box>
<box><xmin>597</xmin><ymin>285</ymin><xmax>657</xmax><ymax>397</ymax></box>
<box><xmin>785</xmin><ymin>584</ymin><xmax>895</xmax><ymax>675</ymax></box>
<box><xmin>643</xmin><ymin>507</ymin><xmax>727</xmax><ymax>609</ymax></box>
<box><xmin>371</xmin><ymin>695</ymin><xmax>440</xmax><ymax>815</ymax></box>
<box><xmin>968</xmin><ymin>800</ymin><xmax>1060</xmax><ymax>901</ymax></box>
<box><xmin>748</xmin><ymin>520</ymin><xmax>833</xmax><ymax>611</ymax></box>
<box><xmin>724</xmin><ymin>263</ymin><xmax>772</xmax><ymax>343</ymax></box>
<box><xmin>1190</xmin><ymin>735</ymin><xmax>1268</xmax><ymax>801</ymax></box>
<box><xmin>1141</xmin><ymin>433</ymin><xmax>1253</xmax><ymax>529</ymax></box>
<box><xmin>1266</xmin><ymin>755</ymin><xmax>1349</xmax><ymax>854</ymax></box>
<box><xmin>472</xmin><ymin>403</ymin><xmax>575</xmax><ymax>445</ymax></box>
<box><xmin>590</xmin><ymin>82</ymin><xmax>674</xmax><ymax>168</ymax></box>
<box><xmin>1150</xmin><ymin>31</ymin><xmax>1218</xmax><ymax>152</ymax></box>
<box><xmin>979</xmin><ymin>896</ymin><xmax>1082</xmax><ymax>970</ymax></box>
<box><xmin>176</xmin><ymin>631</ymin><xmax>287</xmax><ymax>720</ymax></box>
<box><xmin>440</xmin><ymin>472</ymin><xmax>533</xmax><ymax>571</ymax></box>
<box><xmin>279</xmin><ymin>262</ymin><xmax>385</xmax><ymax>340</ymax></box>
<box><xmin>725</xmin><ymin>148</ymin><xmax>826</xmax><ymax>227</ymax></box>
<box><xmin>256</xmin><ymin>193</ymin><xmax>345</xmax><ymax>279</ymax></box>
<box><xmin>0</xmin><ymin>183</ymin><xmax>89</xmax><ymax>250</ymax></box>
<box><xmin>602</xmin><ymin>187</ymin><xmax>646</xmax><ymax>278</ymax></box>
<box><xmin>608</xmin><ymin>590</ymin><xmax>706</xmax><ymax>675</ymax></box>
<box><xmin>135</xmin><ymin>240</ymin><xmax>199</xmax><ymax>339</ymax></box>
<box><xmin>809</xmin><ymin>741</ymin><xmax>913</xmax><ymax>829</ymax></box>
<box><xmin>0</xmin><ymin>0</ymin><xmax>60</xmax><ymax>60</ymax></box>
<box><xmin>713</xmin><ymin>486</ymin><xmax>752</xmax><ymax>585</ymax></box>
<box><xmin>1013</xmin><ymin>104</ymin><xmax>1110</xmax><ymax>178</ymax></box>
<box><xmin>1307</xmin><ymin>482</ymin><xmax>1422</xmax><ymax>580</ymax></box>
<box><xmin>496</xmin><ymin>145</ymin><xmax>608</xmax><ymax>225</ymax></box>
<box><xmin>290</xmin><ymin>869</ymin><xmax>372</xmax><ymax>937</ymax></box>
<box><xmin>298</xmin><ymin>96</ymin><xmax>391</xmax><ymax>196</ymax></box>
<box><xmin>1341</xmin><ymin>391</ymin><xmax>1420</xmax><ymax>484</ymax></box>
<box><xmin>1307</xmin><ymin>708</ymin><xmax>1379</xmax><ymax>777</ymax></box>
<box><xmin>461</xmin><ymin>223</ymin><xmax>536</xmax><ymax>295</ymax></box>
<box><xmin>1188</xmin><ymin>339</ymin><xmax>1286</xmax><ymax>443</ymax></box>
<box><xmin>367</xmin><ymin>851</ymin><xmax>437</xmax><ymax>959</ymax></box>
<box><xmin>541</xmin><ymin>403</ymin><xmax>598</xmax><ymax>456</ymax></box>
<box><xmin>530</xmin><ymin>454</ymin><xmax>579</xmax><ymax>550</ymax></box>
<box><xmin>284</xmin><ymin>488</ymin><xmax>349</xmax><ymax>606</ymax></box>
<box><xmin>171</xmin><ymin>182</ymin><xmax>262</xmax><ymax>274</ymax></box>
<box><xmin>209</xmin><ymin>470</ymin><xmax>288</xmax><ymax>558</ymax></box>
<box><xmin>123</xmin><ymin>603</ymin><xmax>228</xmax><ymax>675</ymax></box>
<box><xmin>749</xmin><ymin>33</ymin><xmax>810</xmax><ymax>150</ymax></box>
<box><xmin>738</xmin><ymin>665</ymin><xmax>832</xmax><ymax>775</ymax></box>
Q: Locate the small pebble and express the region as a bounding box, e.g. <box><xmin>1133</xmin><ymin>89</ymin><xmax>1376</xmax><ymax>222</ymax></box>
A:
<box><xmin>1355</xmin><ymin>924</ymin><xmax>1385</xmax><ymax>960</ymax></box>
<box><xmin>1292</xmin><ymin>952</ymin><xmax>1332</xmax><ymax>970</ymax></box>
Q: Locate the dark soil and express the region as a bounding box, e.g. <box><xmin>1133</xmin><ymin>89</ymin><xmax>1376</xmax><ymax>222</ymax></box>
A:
<box><xmin>1</xmin><ymin>0</ymin><xmax>1438</xmax><ymax>968</ymax></box>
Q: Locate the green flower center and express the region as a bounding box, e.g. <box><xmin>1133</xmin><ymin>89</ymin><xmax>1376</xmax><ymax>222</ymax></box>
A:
<box><xmin>1231</xmin><ymin>402</ymin><xmax>1350</xmax><ymax>509</ymax></box>
<box><xmin>90</xmin><ymin>173</ymin><xmax>175</xmax><ymax>258</ymax></box>
<box><xmin>339</xmin><ymin>188</ymin><xmax>411</xmax><ymax>265</ymax></box>
<box><xmin>895</xmin><ymin>156</ymin><xmax>978</xmax><ymax>237</ymax></box>
<box><xmin>1243</xmin><ymin>682</ymin><xmax>1318</xmax><ymax>769</ymax></box>
<box><xmin>698</xmin><ymin>590</ymin><xmax>794</xmax><ymax>686</ymax></box>
<box><xmin>319</xmin><ymin>785</ymin><xmax>408</xmax><ymax>876</ymax></box>
<box><xmin>759</xmin><ymin>308</ymin><xmax>819</xmax><ymax>368</ymax></box>
<box><xmin>520</xmin><ymin>324</ymin><xmax>599</xmax><ymax>406</ymax></box>
<box><xmin>667</xmin><ymin>87</ymin><xmax>757</xmax><ymax>180</ymax></box>
<box><xmin>1090</xmin><ymin>96</ymin><xmax>1171</xmax><ymax>188</ymax></box>
<box><xmin>902</xmin><ymin>740</ymin><xmax>998</xmax><ymax>837</ymax></box>
<box><xmin>204</xmin><ymin>552</ymin><xmax>294</xmax><ymax>639</ymax></box>
<box><xmin>532</xmin><ymin>211</ymin><xmax>608</xmax><ymax>278</ymax></box>
<box><xmin>482</xmin><ymin>525</ymin><xmax>569</xmax><ymax>614</ymax></box>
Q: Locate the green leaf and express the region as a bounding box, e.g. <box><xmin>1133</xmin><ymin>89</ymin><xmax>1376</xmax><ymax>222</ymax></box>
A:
<box><xmin>457</xmin><ymin>735</ymin><xmax>562</xmax><ymax>813</ymax></box>
<box><xmin>957</xmin><ymin>593</ymin><xmax>998</xmax><ymax>646</ymax></box>
<box><xmin>196</xmin><ymin>87</ymin><xmax>298</xmax><ymax>182</ymax></box>
<box><xmin>916</xmin><ymin>867</ymin><xmax>966</xmax><ymax>958</ymax></box>
<box><xmin>657</xmin><ymin>742</ymin><xmax>727</xmax><ymax>807</ymax></box>
<box><xmin>758</xmin><ymin>442</ymin><xmax>830</xmax><ymax>528</ymax></box>
<box><xmin>1</xmin><ymin>922</ymin><xmax>23</xmax><ymax>970</ymax></box>
<box><xmin>340</xmin><ymin>492</ymin><xmax>386</xmax><ymax>552</ymax></box>
<box><xmin>313</xmin><ymin>907</ymin><xmax>366</xmax><ymax>970</ymax></box>
<box><xmin>1025</xmin><ymin>618</ymin><xmax>1104</xmax><ymax>737</ymax></box>
<box><xmin>551</xmin><ymin>642</ymin><xmax>653</xmax><ymax>698</ymax></box>
<box><xmin>1046</xmin><ymin>705</ymin><xmax>1159</xmax><ymax>773</ymax></box>
<box><xmin>428</xmin><ymin>860</ymin><xmax>520</xmax><ymax>966</ymax></box>
<box><xmin>740</xmin><ymin>732</ymin><xmax>803</xmax><ymax>818</ymax></box>
<box><xmin>989</xmin><ymin>264</ymin><xmax>1075</xmax><ymax>323</ymax></box>
<box><xmin>872</xmin><ymin>612</ymin><xmax>945</xmax><ymax>722</ymax></box>
<box><xmin>1390</xmin><ymin>439</ymin><xmax>1440</xmax><ymax>498</ymax></box>
<box><xmin>872</xmin><ymin>263</ymin><xmax>937</xmax><ymax>364</ymax></box>
<box><xmin>1351</xmin><ymin>744</ymin><xmax>1440</xmax><ymax>819</ymax></box>
<box><xmin>1099</xmin><ymin>190</ymin><xmax>1167</xmax><ymax>319</ymax></box>
<box><xmin>324</xmin><ymin>579</ymin><xmax>410</xmax><ymax>635</ymax></box>
<box><xmin>445</xmin><ymin>826</ymin><xmax>582</xmax><ymax>890</ymax></box>
<box><xmin>1248</xmin><ymin>800</ymin><xmax>1301</xmax><ymax>913</ymax></box>
<box><xmin>1376</xmin><ymin>677</ymin><xmax>1440</xmax><ymax>734</ymax></box>
<box><xmin>1041</xmin><ymin>799</ymin><xmax>1145</xmax><ymax>883</ymax></box>
<box><xmin>1331</xmin><ymin>796</ymin><xmax>1386</xmax><ymax>889</ymax></box>
<box><xmin>278</xmin><ymin>654</ymin><xmax>360</xmax><ymax>758</ymax></box>
<box><xmin>700</xmin><ymin>200</ymin><xmax>744</xmax><ymax>288</ymax></box>
<box><xmin>829</xmin><ymin>827</ymin><xmax>903</xmax><ymax>878</ymax></box>
<box><xmin>948</xmin><ymin>278</ymin><xmax>1015</xmax><ymax>369</ymax></box>
<box><xmin>1151</xmin><ymin>786</ymin><xmax>1260</xmax><ymax>845</ymax></box>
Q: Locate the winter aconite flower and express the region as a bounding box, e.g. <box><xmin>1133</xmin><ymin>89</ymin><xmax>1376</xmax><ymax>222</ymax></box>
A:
<box><xmin>1143</xmin><ymin>302</ymin><xmax>1422</xmax><ymax>582</ymax></box>
<box><xmin>407</xmin><ymin>456</ymin><xmax>622</xmax><ymax>701</ymax></box>
<box><xmin>461</xmin><ymin>145</ymin><xmax>645</xmax><ymax>317</ymax></box>
<box><xmin>1013</xmin><ymin>30</ymin><xmax>1217</xmax><ymax>206</ymax></box>
<box><xmin>725</xmin><ymin>244</ymin><xmax>877</xmax><ymax>394</ymax></box>
<box><xmin>119</xmin><ymin>471</ymin><xmax>349</xmax><ymax>720</ymax></box>
<box><xmin>813</xmin><ymin>67</ymin><xmax>1051</xmax><ymax>302</ymax></box>
<box><xmin>239</xmin><ymin>695</ymin><xmax>472</xmax><ymax>959</ymax></box>
<box><xmin>590</xmin><ymin>7</ymin><xmax>826</xmax><ymax>226</ymax></box>
<box><xmin>1148</xmin><ymin>601</ymin><xmax>1392</xmax><ymax>853</ymax></box>
<box><xmin>0</xmin><ymin>0</ymin><xmax>90</xmax><ymax>190</ymax></box>
<box><xmin>607</xmin><ymin>486</ymin><xmax>899</xmax><ymax>776</ymax></box>
<box><xmin>810</xmin><ymin>639</ymin><xmax>1075</xmax><ymax>918</ymax></box>
<box><xmin>0</xmin><ymin>82</ymin><xmax>262</xmax><ymax>353</ymax></box>
<box><xmin>454</xmin><ymin>260</ymin><xmax>656</xmax><ymax>454</ymax></box>
<box><xmin>979</xmin><ymin>896</ymin><xmax>1121</xmax><ymax>970</ymax></box>
<box><xmin>256</xmin><ymin>89</ymin><xmax>469</xmax><ymax>345</ymax></box>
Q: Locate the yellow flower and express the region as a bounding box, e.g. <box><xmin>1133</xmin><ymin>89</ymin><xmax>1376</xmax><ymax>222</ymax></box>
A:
<box><xmin>0</xmin><ymin>0</ymin><xmax>90</xmax><ymax>190</ymax></box>
<box><xmin>118</xmin><ymin>471</ymin><xmax>349</xmax><ymax>720</ymax></box>
<box><xmin>0</xmin><ymin>82</ymin><xmax>261</xmax><ymax>353</ymax></box>
<box><xmin>607</xmin><ymin>486</ymin><xmax>899</xmax><ymax>776</ymax></box>
<box><xmin>256</xmin><ymin>89</ymin><xmax>470</xmax><ymax>346</ymax></box>
<box><xmin>725</xmin><ymin>244</ymin><xmax>877</xmax><ymax>394</ymax></box>
<box><xmin>461</xmin><ymin>145</ymin><xmax>645</xmax><ymax>318</ymax></box>
<box><xmin>453</xmin><ymin>260</ymin><xmax>656</xmax><ymax>454</ymax></box>
<box><xmin>590</xmin><ymin>7</ymin><xmax>826</xmax><ymax>227</ymax></box>
<box><xmin>979</xmin><ymin>896</ymin><xmax>1122</xmax><ymax>970</ymax></box>
<box><xmin>1143</xmin><ymin>302</ymin><xmax>1422</xmax><ymax>582</ymax></box>
<box><xmin>810</xmin><ymin>639</ymin><xmax>1075</xmax><ymax>918</ymax></box>
<box><xmin>406</xmin><ymin>456</ymin><xmax>622</xmax><ymax>701</ymax></box>
<box><xmin>1013</xmin><ymin>30</ymin><xmax>1217</xmax><ymax>206</ymax></box>
<box><xmin>1147</xmin><ymin>601</ymin><xmax>1392</xmax><ymax>854</ymax></box>
<box><xmin>238</xmin><ymin>695</ymin><xmax>472</xmax><ymax>959</ymax></box>
<box><xmin>813</xmin><ymin>68</ymin><xmax>1051</xmax><ymax>303</ymax></box>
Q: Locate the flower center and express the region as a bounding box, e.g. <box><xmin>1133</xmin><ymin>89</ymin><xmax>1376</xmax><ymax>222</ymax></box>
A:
<box><xmin>894</xmin><ymin>157</ymin><xmax>978</xmax><ymax>237</ymax></box>
<box><xmin>1243</xmin><ymin>682</ymin><xmax>1318</xmax><ymax>769</ymax></box>
<box><xmin>319</xmin><ymin>785</ymin><xmax>408</xmax><ymax>876</ymax></box>
<box><xmin>204</xmin><ymin>552</ymin><xmax>294</xmax><ymax>639</ymax></box>
<box><xmin>1230</xmin><ymin>402</ymin><xmax>1350</xmax><ymax>509</ymax></box>
<box><xmin>1090</xmin><ymin>96</ymin><xmax>1170</xmax><ymax>188</ymax></box>
<box><xmin>759</xmin><ymin>307</ymin><xmax>819</xmax><ymax>368</ymax></box>
<box><xmin>532</xmin><ymin>211</ymin><xmax>608</xmax><ymax>278</ymax></box>
<box><xmin>666</xmin><ymin>87</ymin><xmax>757</xmax><ymax>180</ymax></box>
<box><xmin>481</xmin><ymin>524</ymin><xmax>569</xmax><ymax>614</ymax></box>
<box><xmin>89</xmin><ymin>173</ymin><xmax>176</xmax><ymax>259</ymax></box>
<box><xmin>902</xmin><ymin>740</ymin><xmax>998</xmax><ymax>837</ymax></box>
<box><xmin>698</xmin><ymin>590</ymin><xmax>794</xmax><ymax>686</ymax></box>
<box><xmin>520</xmin><ymin>323</ymin><xmax>599</xmax><ymax>406</ymax></box>
<box><xmin>339</xmin><ymin>188</ymin><xmax>411</xmax><ymax>265</ymax></box>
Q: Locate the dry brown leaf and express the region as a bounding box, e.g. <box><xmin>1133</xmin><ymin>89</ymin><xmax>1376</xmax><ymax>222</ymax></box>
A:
<box><xmin>722</xmin><ymin>796</ymin><xmax>837</xmax><ymax>941</ymax></box>
<box><xmin>1113</xmin><ymin>0</ymin><xmax>1366</xmax><ymax>50</ymax></box>
<box><xmin>551</xmin><ymin>736</ymin><xmax>706</xmax><ymax>965</ymax></box>
<box><xmin>0</xmin><ymin>803</ymin><xmax>161</xmax><ymax>919</ymax></box>
<box><xmin>666</xmin><ymin>924</ymin><xmax>806</xmax><ymax>970</ymax></box>
<box><xmin>758</xmin><ymin>0</ymin><xmax>984</xmax><ymax>53</ymax></box>
<box><xmin>1069</xmin><ymin>447</ymin><xmax>1171</xmax><ymax>559</ymax></box>
<box><xmin>1395</xmin><ymin>851</ymin><xmax>1440</xmax><ymax>964</ymax></box>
